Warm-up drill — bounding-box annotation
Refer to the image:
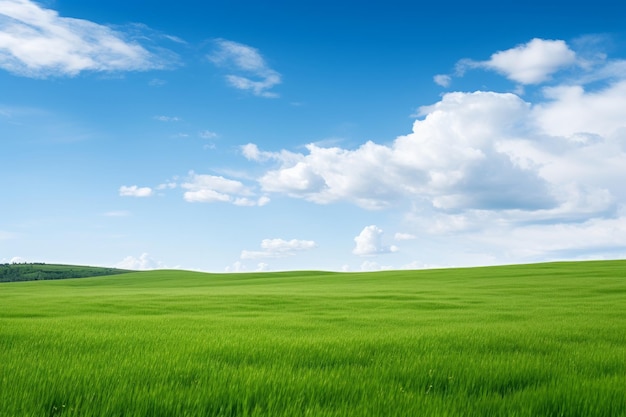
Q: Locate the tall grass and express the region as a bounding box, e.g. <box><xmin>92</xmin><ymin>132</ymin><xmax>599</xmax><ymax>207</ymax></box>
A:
<box><xmin>1</xmin><ymin>261</ymin><xmax>625</xmax><ymax>416</ymax></box>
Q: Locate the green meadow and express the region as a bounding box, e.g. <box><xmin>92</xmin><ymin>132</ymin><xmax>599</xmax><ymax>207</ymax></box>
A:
<box><xmin>1</xmin><ymin>261</ymin><xmax>625</xmax><ymax>417</ymax></box>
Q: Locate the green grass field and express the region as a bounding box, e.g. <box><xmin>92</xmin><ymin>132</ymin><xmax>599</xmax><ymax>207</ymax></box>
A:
<box><xmin>1</xmin><ymin>261</ymin><xmax>625</xmax><ymax>416</ymax></box>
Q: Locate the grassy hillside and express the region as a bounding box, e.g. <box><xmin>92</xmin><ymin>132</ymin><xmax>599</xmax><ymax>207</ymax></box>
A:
<box><xmin>0</xmin><ymin>263</ymin><xmax>130</xmax><ymax>282</ymax></box>
<box><xmin>1</xmin><ymin>261</ymin><xmax>625</xmax><ymax>416</ymax></box>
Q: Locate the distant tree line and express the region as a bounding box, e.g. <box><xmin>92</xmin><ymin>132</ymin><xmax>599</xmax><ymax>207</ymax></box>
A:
<box><xmin>0</xmin><ymin>263</ymin><xmax>129</xmax><ymax>283</ymax></box>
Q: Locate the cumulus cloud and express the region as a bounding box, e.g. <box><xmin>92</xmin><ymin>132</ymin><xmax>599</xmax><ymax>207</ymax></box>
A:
<box><xmin>119</xmin><ymin>185</ymin><xmax>153</xmax><ymax>197</ymax></box>
<box><xmin>248</xmin><ymin>80</ymin><xmax>626</xmax><ymax>219</ymax></box>
<box><xmin>10</xmin><ymin>256</ymin><xmax>25</xmax><ymax>263</ymax></box>
<box><xmin>241</xmin><ymin>238</ymin><xmax>317</xmax><ymax>259</ymax></box>
<box><xmin>458</xmin><ymin>38</ymin><xmax>576</xmax><ymax>84</ymax></box>
<box><xmin>209</xmin><ymin>39</ymin><xmax>281</xmax><ymax>97</ymax></box>
<box><xmin>241</xmin><ymin>143</ymin><xmax>269</xmax><ymax>161</ymax></box>
<box><xmin>114</xmin><ymin>253</ymin><xmax>163</xmax><ymax>270</ymax></box>
<box><xmin>353</xmin><ymin>225</ymin><xmax>399</xmax><ymax>256</ymax></box>
<box><xmin>242</xmin><ymin>38</ymin><xmax>626</xmax><ymax>263</ymax></box>
<box><xmin>250</xmin><ymin>91</ymin><xmax>557</xmax><ymax>211</ymax></box>
<box><xmin>533</xmin><ymin>81</ymin><xmax>626</xmax><ymax>139</ymax></box>
<box><xmin>0</xmin><ymin>0</ymin><xmax>174</xmax><ymax>77</ymax></box>
<box><xmin>181</xmin><ymin>171</ymin><xmax>269</xmax><ymax>206</ymax></box>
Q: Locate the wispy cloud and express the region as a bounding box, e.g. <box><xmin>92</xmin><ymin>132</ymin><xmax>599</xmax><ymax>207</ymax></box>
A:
<box><xmin>433</xmin><ymin>74</ymin><xmax>451</xmax><ymax>87</ymax></box>
<box><xmin>0</xmin><ymin>0</ymin><xmax>175</xmax><ymax>77</ymax></box>
<box><xmin>394</xmin><ymin>232</ymin><xmax>416</xmax><ymax>241</ymax></box>
<box><xmin>199</xmin><ymin>130</ymin><xmax>218</xmax><ymax>139</ymax></box>
<box><xmin>209</xmin><ymin>39</ymin><xmax>281</xmax><ymax>98</ymax></box>
<box><xmin>119</xmin><ymin>185</ymin><xmax>153</xmax><ymax>197</ymax></box>
<box><xmin>360</xmin><ymin>260</ymin><xmax>394</xmax><ymax>271</ymax></box>
<box><xmin>114</xmin><ymin>253</ymin><xmax>164</xmax><ymax>270</ymax></box>
<box><xmin>154</xmin><ymin>115</ymin><xmax>181</xmax><ymax>122</ymax></box>
<box><xmin>241</xmin><ymin>238</ymin><xmax>317</xmax><ymax>259</ymax></box>
<box><xmin>182</xmin><ymin>171</ymin><xmax>269</xmax><ymax>206</ymax></box>
<box><xmin>149</xmin><ymin>78</ymin><xmax>167</xmax><ymax>86</ymax></box>
<box><xmin>156</xmin><ymin>181</ymin><xmax>177</xmax><ymax>190</ymax></box>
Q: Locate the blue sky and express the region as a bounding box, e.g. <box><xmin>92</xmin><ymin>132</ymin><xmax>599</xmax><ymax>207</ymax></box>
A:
<box><xmin>2</xmin><ymin>0</ymin><xmax>626</xmax><ymax>272</ymax></box>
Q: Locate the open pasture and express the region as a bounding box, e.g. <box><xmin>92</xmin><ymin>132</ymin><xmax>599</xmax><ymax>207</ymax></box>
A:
<box><xmin>1</xmin><ymin>261</ymin><xmax>625</xmax><ymax>416</ymax></box>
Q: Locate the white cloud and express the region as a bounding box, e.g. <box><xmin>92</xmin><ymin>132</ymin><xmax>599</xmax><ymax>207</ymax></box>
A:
<box><xmin>182</xmin><ymin>173</ymin><xmax>248</xmax><ymax>202</ymax></box>
<box><xmin>257</xmin><ymin>196</ymin><xmax>271</xmax><ymax>206</ymax></box>
<box><xmin>225</xmin><ymin>261</ymin><xmax>247</xmax><ymax>273</ymax></box>
<box><xmin>399</xmin><ymin>261</ymin><xmax>427</xmax><ymax>270</ymax></box>
<box><xmin>241</xmin><ymin>143</ymin><xmax>266</xmax><ymax>161</ymax></box>
<box><xmin>156</xmin><ymin>181</ymin><xmax>177</xmax><ymax>190</ymax></box>
<box><xmin>425</xmin><ymin>213</ymin><xmax>474</xmax><ymax>234</ymax></box>
<box><xmin>224</xmin><ymin>262</ymin><xmax>270</xmax><ymax>273</ymax></box>
<box><xmin>460</xmin><ymin>38</ymin><xmax>576</xmax><ymax>84</ymax></box>
<box><xmin>119</xmin><ymin>185</ymin><xmax>153</xmax><ymax>197</ymax></box>
<box><xmin>433</xmin><ymin>74</ymin><xmax>451</xmax><ymax>87</ymax></box>
<box><xmin>255</xmin><ymin>262</ymin><xmax>269</xmax><ymax>272</ymax></box>
<box><xmin>249</xmin><ymin>81</ymin><xmax>626</xmax><ymax>219</ymax></box>
<box><xmin>533</xmin><ymin>81</ymin><xmax>626</xmax><ymax>139</ymax></box>
<box><xmin>154</xmin><ymin>115</ymin><xmax>180</xmax><ymax>122</ymax></box>
<box><xmin>242</xmin><ymin>38</ymin><xmax>626</xmax><ymax>263</ymax></box>
<box><xmin>252</xmin><ymin>91</ymin><xmax>555</xmax><ymax>211</ymax></box>
<box><xmin>241</xmin><ymin>238</ymin><xmax>317</xmax><ymax>259</ymax></box>
<box><xmin>241</xmin><ymin>143</ymin><xmax>300</xmax><ymax>164</ymax></box>
<box><xmin>183</xmin><ymin>175</ymin><xmax>224</xmax><ymax>198</ymax></box>
<box><xmin>199</xmin><ymin>130</ymin><xmax>218</xmax><ymax>139</ymax></box>
<box><xmin>0</xmin><ymin>0</ymin><xmax>173</xmax><ymax>77</ymax></box>
<box><xmin>149</xmin><ymin>78</ymin><xmax>166</xmax><ymax>86</ymax></box>
<box><xmin>262</xmin><ymin>238</ymin><xmax>316</xmax><ymax>252</ymax></box>
<box><xmin>394</xmin><ymin>232</ymin><xmax>416</xmax><ymax>241</ymax></box>
<box><xmin>181</xmin><ymin>171</ymin><xmax>268</xmax><ymax>206</ymax></box>
<box><xmin>184</xmin><ymin>188</ymin><xmax>230</xmax><ymax>203</ymax></box>
<box><xmin>10</xmin><ymin>256</ymin><xmax>25</xmax><ymax>263</ymax></box>
<box><xmin>472</xmin><ymin>212</ymin><xmax>626</xmax><ymax>261</ymax></box>
<box><xmin>450</xmin><ymin>37</ymin><xmax>626</xmax><ymax>90</ymax></box>
<box><xmin>209</xmin><ymin>39</ymin><xmax>281</xmax><ymax>97</ymax></box>
<box><xmin>360</xmin><ymin>260</ymin><xmax>393</xmax><ymax>271</ymax></box>
<box><xmin>114</xmin><ymin>253</ymin><xmax>163</xmax><ymax>270</ymax></box>
<box><xmin>353</xmin><ymin>225</ymin><xmax>399</xmax><ymax>256</ymax></box>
